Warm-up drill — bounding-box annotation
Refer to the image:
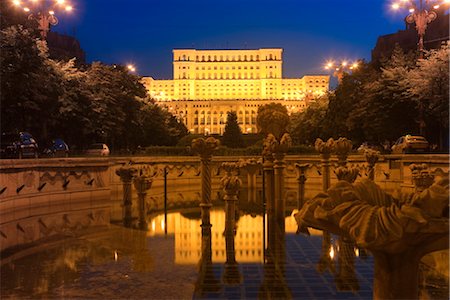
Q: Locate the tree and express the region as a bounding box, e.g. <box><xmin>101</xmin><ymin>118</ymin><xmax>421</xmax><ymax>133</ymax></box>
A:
<box><xmin>406</xmin><ymin>43</ymin><xmax>449</xmax><ymax>148</ymax></box>
<box><xmin>138</xmin><ymin>102</ymin><xmax>188</xmax><ymax>146</ymax></box>
<box><xmin>0</xmin><ymin>24</ymin><xmax>188</xmax><ymax>150</ymax></box>
<box><xmin>323</xmin><ymin>60</ymin><xmax>379</xmax><ymax>144</ymax></box>
<box><xmin>256</xmin><ymin>103</ymin><xmax>290</xmax><ymax>139</ymax></box>
<box><xmin>290</xmin><ymin>94</ymin><xmax>329</xmax><ymax>145</ymax></box>
<box><xmin>222</xmin><ymin>111</ymin><xmax>244</xmax><ymax>148</ymax></box>
<box><xmin>347</xmin><ymin>48</ymin><xmax>417</xmax><ymax>144</ymax></box>
<box><xmin>0</xmin><ymin>25</ymin><xmax>63</xmax><ymax>141</ymax></box>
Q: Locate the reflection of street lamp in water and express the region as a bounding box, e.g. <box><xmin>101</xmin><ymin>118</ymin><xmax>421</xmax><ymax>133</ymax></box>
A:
<box><xmin>12</xmin><ymin>0</ymin><xmax>74</xmax><ymax>39</ymax></box>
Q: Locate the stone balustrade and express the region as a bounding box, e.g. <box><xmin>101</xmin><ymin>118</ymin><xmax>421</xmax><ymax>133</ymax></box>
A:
<box><xmin>0</xmin><ymin>154</ymin><xmax>448</xmax><ymax>253</ymax></box>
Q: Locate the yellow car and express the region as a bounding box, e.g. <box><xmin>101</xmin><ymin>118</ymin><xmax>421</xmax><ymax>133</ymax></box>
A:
<box><xmin>391</xmin><ymin>135</ymin><xmax>429</xmax><ymax>154</ymax></box>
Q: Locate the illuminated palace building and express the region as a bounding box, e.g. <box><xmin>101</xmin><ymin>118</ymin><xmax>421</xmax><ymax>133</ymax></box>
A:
<box><xmin>143</xmin><ymin>49</ymin><xmax>329</xmax><ymax>134</ymax></box>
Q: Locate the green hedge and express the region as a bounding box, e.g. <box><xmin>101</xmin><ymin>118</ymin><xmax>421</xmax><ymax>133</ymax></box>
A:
<box><xmin>138</xmin><ymin>144</ymin><xmax>316</xmax><ymax>156</ymax></box>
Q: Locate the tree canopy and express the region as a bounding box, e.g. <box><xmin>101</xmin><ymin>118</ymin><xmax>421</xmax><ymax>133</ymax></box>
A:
<box><xmin>289</xmin><ymin>43</ymin><xmax>449</xmax><ymax>149</ymax></box>
<box><xmin>256</xmin><ymin>103</ymin><xmax>290</xmax><ymax>139</ymax></box>
<box><xmin>0</xmin><ymin>25</ymin><xmax>188</xmax><ymax>151</ymax></box>
<box><xmin>222</xmin><ymin>111</ymin><xmax>244</xmax><ymax>148</ymax></box>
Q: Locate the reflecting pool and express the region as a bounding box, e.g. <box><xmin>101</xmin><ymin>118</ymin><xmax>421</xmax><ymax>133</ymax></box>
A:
<box><xmin>1</xmin><ymin>206</ymin><xmax>447</xmax><ymax>299</ymax></box>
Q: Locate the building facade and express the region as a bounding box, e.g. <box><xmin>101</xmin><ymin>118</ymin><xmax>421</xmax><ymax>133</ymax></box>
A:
<box><xmin>143</xmin><ymin>48</ymin><xmax>329</xmax><ymax>134</ymax></box>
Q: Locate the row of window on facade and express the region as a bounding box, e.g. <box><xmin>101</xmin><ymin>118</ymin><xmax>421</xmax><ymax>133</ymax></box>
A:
<box><xmin>179</xmin><ymin>72</ymin><xmax>278</xmax><ymax>79</ymax></box>
<box><xmin>194</xmin><ymin>117</ymin><xmax>256</xmax><ymax>125</ymax></box>
<box><xmin>176</xmin><ymin>53</ymin><xmax>279</xmax><ymax>62</ymax></box>
<box><xmin>194</xmin><ymin>110</ymin><xmax>257</xmax><ymax>115</ymax></box>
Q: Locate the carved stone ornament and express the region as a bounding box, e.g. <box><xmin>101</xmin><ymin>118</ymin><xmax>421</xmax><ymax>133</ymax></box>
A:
<box><xmin>410</xmin><ymin>163</ymin><xmax>435</xmax><ymax>192</ymax></box>
<box><xmin>315</xmin><ymin>138</ymin><xmax>334</xmax><ymax>158</ymax></box>
<box><xmin>191</xmin><ymin>137</ymin><xmax>220</xmax><ymax>159</ymax></box>
<box><xmin>334</xmin><ymin>166</ymin><xmax>359</xmax><ymax>183</ymax></box>
<box><xmin>220</xmin><ymin>162</ymin><xmax>241</xmax><ymax>196</ymax></box>
<box><xmin>364</xmin><ymin>149</ymin><xmax>380</xmax><ymax>166</ymax></box>
<box><xmin>115</xmin><ymin>165</ymin><xmax>137</xmax><ymax>182</ymax></box>
<box><xmin>262</xmin><ymin>133</ymin><xmax>292</xmax><ymax>158</ymax></box>
<box><xmin>295</xmin><ymin>178</ymin><xmax>449</xmax><ymax>299</ymax></box>
<box><xmin>296</xmin><ymin>178</ymin><xmax>448</xmax><ymax>249</ymax></box>
<box><xmin>333</xmin><ymin>137</ymin><xmax>353</xmax><ymax>164</ymax></box>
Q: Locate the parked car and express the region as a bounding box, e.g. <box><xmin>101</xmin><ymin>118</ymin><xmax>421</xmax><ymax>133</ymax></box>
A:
<box><xmin>391</xmin><ymin>135</ymin><xmax>429</xmax><ymax>154</ymax></box>
<box><xmin>85</xmin><ymin>143</ymin><xmax>110</xmax><ymax>156</ymax></box>
<box><xmin>42</xmin><ymin>139</ymin><xmax>69</xmax><ymax>157</ymax></box>
<box><xmin>0</xmin><ymin>132</ymin><xmax>39</xmax><ymax>159</ymax></box>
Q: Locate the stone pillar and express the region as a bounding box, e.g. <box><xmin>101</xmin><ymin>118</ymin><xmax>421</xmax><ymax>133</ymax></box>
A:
<box><xmin>335</xmin><ymin>237</ymin><xmax>359</xmax><ymax>292</ymax></box>
<box><xmin>221</xmin><ymin>162</ymin><xmax>242</xmax><ymax>284</ymax></box>
<box><xmin>273</xmin><ymin>151</ymin><xmax>286</xmax><ymax>223</ymax></box>
<box><xmin>295</xmin><ymin>163</ymin><xmax>310</xmax><ymax>210</ymax></box>
<box><xmin>115</xmin><ymin>164</ymin><xmax>137</xmax><ymax>227</ymax></box>
<box><xmin>315</xmin><ymin>138</ymin><xmax>334</xmax><ymax>192</ymax></box>
<box><xmin>240</xmin><ymin>158</ymin><xmax>260</xmax><ymax>203</ymax></box>
<box><xmin>333</xmin><ymin>137</ymin><xmax>359</xmax><ymax>184</ymax></box>
<box><xmin>262</xmin><ymin>135</ymin><xmax>276</xmax><ymax>224</ymax></box>
<box><xmin>365</xmin><ymin>149</ymin><xmax>380</xmax><ymax>181</ymax></box>
<box><xmin>194</xmin><ymin>207</ymin><xmax>220</xmax><ymax>296</ymax></box>
<box><xmin>191</xmin><ymin>137</ymin><xmax>220</xmax><ymax>227</ymax></box>
<box><xmin>133</xmin><ymin>172</ymin><xmax>152</xmax><ymax>230</ymax></box>
<box><xmin>263</xmin><ymin>133</ymin><xmax>290</xmax><ymax>224</ymax></box>
<box><xmin>315</xmin><ymin>138</ymin><xmax>337</xmax><ymax>277</ymax></box>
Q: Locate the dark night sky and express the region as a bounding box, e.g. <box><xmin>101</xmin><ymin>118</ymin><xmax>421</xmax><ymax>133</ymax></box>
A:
<box><xmin>54</xmin><ymin>0</ymin><xmax>408</xmax><ymax>79</ymax></box>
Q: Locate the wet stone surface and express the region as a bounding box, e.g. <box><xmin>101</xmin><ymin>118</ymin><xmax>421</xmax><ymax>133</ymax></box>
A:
<box><xmin>0</xmin><ymin>209</ymin><xmax>447</xmax><ymax>299</ymax></box>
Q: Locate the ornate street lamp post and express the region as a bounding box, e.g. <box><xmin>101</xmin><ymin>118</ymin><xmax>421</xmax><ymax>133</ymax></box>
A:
<box><xmin>324</xmin><ymin>60</ymin><xmax>359</xmax><ymax>84</ymax></box>
<box><xmin>391</xmin><ymin>0</ymin><xmax>449</xmax><ymax>58</ymax></box>
<box><xmin>390</xmin><ymin>0</ymin><xmax>449</xmax><ymax>135</ymax></box>
<box><xmin>11</xmin><ymin>0</ymin><xmax>74</xmax><ymax>39</ymax></box>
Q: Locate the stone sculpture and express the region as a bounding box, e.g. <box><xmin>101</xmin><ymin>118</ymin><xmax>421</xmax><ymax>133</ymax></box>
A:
<box><xmin>295</xmin><ymin>177</ymin><xmax>449</xmax><ymax>299</ymax></box>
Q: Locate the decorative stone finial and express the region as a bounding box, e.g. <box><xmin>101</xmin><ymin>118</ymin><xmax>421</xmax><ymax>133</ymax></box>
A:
<box><xmin>364</xmin><ymin>149</ymin><xmax>380</xmax><ymax>166</ymax></box>
<box><xmin>315</xmin><ymin>138</ymin><xmax>334</xmax><ymax>158</ymax></box>
<box><xmin>410</xmin><ymin>163</ymin><xmax>435</xmax><ymax>192</ymax></box>
<box><xmin>191</xmin><ymin>137</ymin><xmax>220</xmax><ymax>160</ymax></box>
<box><xmin>333</xmin><ymin>137</ymin><xmax>353</xmax><ymax>166</ymax></box>
<box><xmin>115</xmin><ymin>165</ymin><xmax>137</xmax><ymax>182</ymax></box>
<box><xmin>334</xmin><ymin>166</ymin><xmax>359</xmax><ymax>183</ymax></box>
<box><xmin>262</xmin><ymin>133</ymin><xmax>291</xmax><ymax>159</ymax></box>
<box><xmin>220</xmin><ymin>162</ymin><xmax>241</xmax><ymax>197</ymax></box>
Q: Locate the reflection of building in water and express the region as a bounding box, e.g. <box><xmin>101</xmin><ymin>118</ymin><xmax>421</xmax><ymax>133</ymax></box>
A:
<box><xmin>143</xmin><ymin>48</ymin><xmax>329</xmax><ymax>134</ymax></box>
<box><xmin>148</xmin><ymin>210</ymin><xmax>323</xmax><ymax>264</ymax></box>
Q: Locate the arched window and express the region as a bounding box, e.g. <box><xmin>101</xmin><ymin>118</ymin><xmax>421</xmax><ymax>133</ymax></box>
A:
<box><xmin>214</xmin><ymin>55</ymin><xmax>217</xmax><ymax>61</ymax></box>
<box><xmin>220</xmin><ymin>55</ymin><xmax>223</xmax><ymax>61</ymax></box>
<box><xmin>238</xmin><ymin>55</ymin><xmax>241</xmax><ymax>61</ymax></box>
<box><xmin>208</xmin><ymin>55</ymin><xmax>211</xmax><ymax>61</ymax></box>
<box><xmin>244</xmin><ymin>55</ymin><xmax>247</xmax><ymax>61</ymax></box>
<box><xmin>202</xmin><ymin>55</ymin><xmax>205</xmax><ymax>61</ymax></box>
<box><xmin>256</xmin><ymin>55</ymin><xmax>259</xmax><ymax>60</ymax></box>
<box><xmin>250</xmin><ymin>55</ymin><xmax>253</xmax><ymax>61</ymax></box>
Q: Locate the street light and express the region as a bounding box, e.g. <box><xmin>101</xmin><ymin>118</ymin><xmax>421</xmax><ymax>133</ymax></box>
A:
<box><xmin>324</xmin><ymin>60</ymin><xmax>359</xmax><ymax>83</ymax></box>
<box><xmin>390</xmin><ymin>0</ymin><xmax>449</xmax><ymax>58</ymax></box>
<box><xmin>11</xmin><ymin>0</ymin><xmax>74</xmax><ymax>39</ymax></box>
<box><xmin>390</xmin><ymin>0</ymin><xmax>449</xmax><ymax>136</ymax></box>
<box><xmin>127</xmin><ymin>64</ymin><xmax>136</xmax><ymax>73</ymax></box>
